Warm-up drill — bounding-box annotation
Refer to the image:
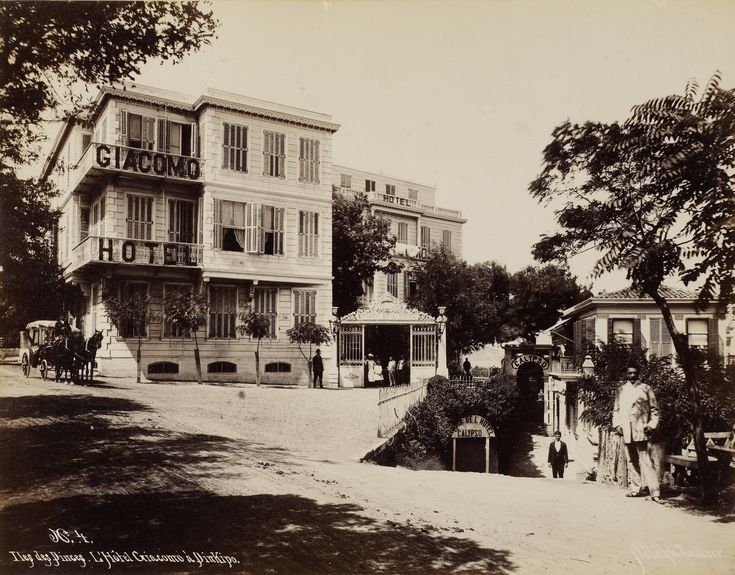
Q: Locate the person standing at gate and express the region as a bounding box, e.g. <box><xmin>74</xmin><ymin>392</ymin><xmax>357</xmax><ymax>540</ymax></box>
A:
<box><xmin>547</xmin><ymin>431</ymin><xmax>568</xmax><ymax>478</ymax></box>
<box><xmin>397</xmin><ymin>356</ymin><xmax>406</xmax><ymax>385</ymax></box>
<box><xmin>463</xmin><ymin>357</ymin><xmax>472</xmax><ymax>381</ymax></box>
<box><xmin>613</xmin><ymin>364</ymin><xmax>661</xmax><ymax>502</ymax></box>
<box><xmin>387</xmin><ymin>356</ymin><xmax>397</xmax><ymax>386</ymax></box>
<box><xmin>366</xmin><ymin>354</ymin><xmax>378</xmax><ymax>386</ymax></box>
<box><xmin>312</xmin><ymin>349</ymin><xmax>324</xmax><ymax>389</ymax></box>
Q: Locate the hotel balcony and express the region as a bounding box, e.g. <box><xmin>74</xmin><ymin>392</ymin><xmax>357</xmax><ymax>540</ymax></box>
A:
<box><xmin>66</xmin><ymin>235</ymin><xmax>203</xmax><ymax>277</ymax></box>
<box><xmin>61</xmin><ymin>142</ymin><xmax>205</xmax><ymax>196</ymax></box>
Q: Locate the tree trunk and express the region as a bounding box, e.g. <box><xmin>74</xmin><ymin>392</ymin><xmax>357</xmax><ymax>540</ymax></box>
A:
<box><xmin>646</xmin><ymin>287</ymin><xmax>716</xmax><ymax>503</ymax></box>
<box><xmin>307</xmin><ymin>359</ymin><xmax>313</xmax><ymax>388</ymax></box>
<box><xmin>597</xmin><ymin>427</ymin><xmax>628</xmax><ymax>488</ymax></box>
<box><xmin>193</xmin><ymin>330</ymin><xmax>203</xmax><ymax>385</ymax></box>
<box><xmin>255</xmin><ymin>349</ymin><xmax>260</xmax><ymax>386</ymax></box>
<box><xmin>136</xmin><ymin>334</ymin><xmax>141</xmax><ymax>384</ymax></box>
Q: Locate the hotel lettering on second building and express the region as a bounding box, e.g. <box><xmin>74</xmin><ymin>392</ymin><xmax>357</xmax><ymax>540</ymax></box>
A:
<box><xmin>43</xmin><ymin>84</ymin><xmax>464</xmax><ymax>384</ymax></box>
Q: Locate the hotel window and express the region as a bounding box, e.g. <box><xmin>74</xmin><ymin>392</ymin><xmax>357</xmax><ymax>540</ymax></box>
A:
<box><xmin>127</xmin><ymin>195</ymin><xmax>153</xmax><ymax>240</ymax></box>
<box><xmin>255</xmin><ymin>288</ymin><xmax>278</xmax><ymax>339</ymax></box>
<box><xmin>94</xmin><ymin>117</ymin><xmax>107</xmax><ymax>144</ymax></box>
<box><xmin>396</xmin><ymin>222</ymin><xmax>408</xmax><ymax>243</ymax></box>
<box><xmin>420</xmin><ymin>226</ymin><xmax>431</xmax><ymax>251</ymax></box>
<box><xmin>298</xmin><ymin>138</ymin><xmax>320</xmax><ymax>183</ymax></box>
<box><xmin>385</xmin><ymin>184</ymin><xmax>396</xmax><ymax>196</ymax></box>
<box><xmin>214</xmin><ymin>200</ymin><xmax>284</xmax><ymax>255</ymax></box>
<box><xmin>340</xmin><ymin>174</ymin><xmax>352</xmax><ymax>189</ymax></box>
<box><xmin>386</xmin><ymin>272</ymin><xmax>399</xmax><ymax>298</ymax></box>
<box><xmin>408</xmin><ymin>188</ymin><xmax>418</xmax><ymax>201</ymax></box>
<box><xmin>121</xmin><ymin>112</ymin><xmax>155</xmax><ymax>150</ymax></box>
<box><xmin>404</xmin><ymin>271</ymin><xmax>417</xmax><ymax>300</ymax></box>
<box><xmin>163</xmin><ymin>284</ymin><xmax>191</xmax><ymax>338</ymax></box>
<box><xmin>298</xmin><ymin>211</ymin><xmax>320</xmax><ymax>257</ymax></box>
<box><xmin>574</xmin><ymin>317</ymin><xmax>595</xmax><ymax>354</ymax></box>
<box><xmin>649</xmin><ymin>318</ymin><xmax>673</xmax><ymax>357</ymax></box>
<box><xmin>686</xmin><ymin>319</ymin><xmax>709</xmax><ymax>350</ymax></box>
<box><xmin>120</xmin><ymin>282</ymin><xmax>148</xmax><ymax>339</ymax></box>
<box><xmin>209</xmin><ymin>285</ymin><xmax>237</xmax><ymax>338</ymax></box>
<box><xmin>80</xmin><ymin>207</ymin><xmax>90</xmax><ymax>242</ymax></box>
<box><xmin>365</xmin><ymin>179</ymin><xmax>376</xmax><ymax>192</ymax></box>
<box><xmin>168</xmin><ymin>199</ymin><xmax>196</xmax><ymax>243</ymax></box>
<box><xmin>223</xmin><ymin>123</ymin><xmax>248</xmax><ymax>172</ymax></box>
<box><xmin>92</xmin><ymin>196</ymin><xmax>105</xmax><ymax>237</ymax></box>
<box><xmin>611</xmin><ymin>319</ymin><xmax>634</xmax><ymax>345</ymax></box>
<box><xmin>261</xmin><ymin>205</ymin><xmax>285</xmax><ymax>255</ymax></box>
<box><xmin>263</xmin><ymin>131</ymin><xmax>286</xmax><ymax>177</ymax></box>
<box><xmin>442</xmin><ymin>230</ymin><xmax>452</xmax><ymax>250</ymax></box>
<box><xmin>158</xmin><ymin>120</ymin><xmax>192</xmax><ymax>156</ymax></box>
<box><xmin>294</xmin><ymin>290</ymin><xmax>317</xmax><ymax>325</ymax></box>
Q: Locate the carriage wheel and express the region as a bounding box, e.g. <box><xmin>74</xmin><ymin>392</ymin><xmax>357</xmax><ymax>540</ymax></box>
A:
<box><xmin>39</xmin><ymin>359</ymin><xmax>49</xmax><ymax>381</ymax></box>
<box><xmin>21</xmin><ymin>354</ymin><xmax>30</xmax><ymax>378</ymax></box>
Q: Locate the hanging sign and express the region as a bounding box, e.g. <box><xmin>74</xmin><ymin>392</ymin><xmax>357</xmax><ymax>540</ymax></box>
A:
<box><xmin>452</xmin><ymin>415</ymin><xmax>495</xmax><ymax>438</ymax></box>
<box><xmin>511</xmin><ymin>354</ymin><xmax>549</xmax><ymax>370</ymax></box>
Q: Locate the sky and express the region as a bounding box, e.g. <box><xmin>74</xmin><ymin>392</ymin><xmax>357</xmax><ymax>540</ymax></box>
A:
<box><xmin>42</xmin><ymin>0</ymin><xmax>735</xmax><ymax>292</ymax></box>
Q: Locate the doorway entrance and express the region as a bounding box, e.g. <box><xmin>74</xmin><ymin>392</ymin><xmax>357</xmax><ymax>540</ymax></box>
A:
<box><xmin>516</xmin><ymin>362</ymin><xmax>545</xmax><ymax>424</ymax></box>
<box><xmin>364</xmin><ymin>324</ymin><xmax>410</xmax><ymax>387</ymax></box>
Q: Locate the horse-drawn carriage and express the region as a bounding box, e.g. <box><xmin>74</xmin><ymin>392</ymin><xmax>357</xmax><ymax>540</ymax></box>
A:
<box><xmin>19</xmin><ymin>320</ymin><xmax>103</xmax><ymax>384</ymax></box>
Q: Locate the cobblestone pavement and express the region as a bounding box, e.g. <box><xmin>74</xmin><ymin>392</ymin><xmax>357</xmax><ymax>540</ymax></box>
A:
<box><xmin>0</xmin><ymin>364</ymin><xmax>733</xmax><ymax>575</ymax></box>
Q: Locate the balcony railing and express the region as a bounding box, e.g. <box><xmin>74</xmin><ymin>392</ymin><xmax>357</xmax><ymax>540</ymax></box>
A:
<box><xmin>419</xmin><ymin>204</ymin><xmax>463</xmax><ymax>218</ymax></box>
<box><xmin>60</xmin><ymin>142</ymin><xmax>204</xmax><ymax>194</ymax></box>
<box><xmin>69</xmin><ymin>235</ymin><xmax>203</xmax><ymax>272</ymax></box>
<box><xmin>559</xmin><ymin>356</ymin><xmax>577</xmax><ymax>374</ymax></box>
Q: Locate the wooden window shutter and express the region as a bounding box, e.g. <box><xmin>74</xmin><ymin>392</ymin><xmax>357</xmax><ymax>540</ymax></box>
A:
<box><xmin>275</xmin><ymin>207</ymin><xmax>285</xmax><ymax>255</ymax></box>
<box><xmin>708</xmin><ymin>317</ymin><xmax>719</xmax><ymax>356</ymax></box>
<box><xmin>607</xmin><ymin>319</ymin><xmax>614</xmax><ymax>345</ymax></box>
<box><xmin>120</xmin><ymin>110</ymin><xmax>128</xmax><ymax>142</ymax></box>
<box><xmin>191</xmin><ymin>123</ymin><xmax>198</xmax><ymax>157</ymax></box>
<box><xmin>662</xmin><ymin>321</ymin><xmax>672</xmax><ymax>356</ymax></box>
<box><xmin>585</xmin><ymin>318</ymin><xmax>595</xmax><ymax>348</ymax></box>
<box><xmin>650</xmin><ymin>318</ymin><xmax>661</xmax><ymax>356</ymax></box>
<box><xmin>574</xmin><ymin>320</ymin><xmax>582</xmax><ymax>356</ymax></box>
<box><xmin>157</xmin><ymin>120</ymin><xmax>166</xmax><ymax>152</ymax></box>
<box><xmin>213</xmin><ymin>199</ymin><xmax>222</xmax><ymax>249</ymax></box>
<box><xmin>633</xmin><ymin>317</ymin><xmax>642</xmax><ymax>349</ymax></box>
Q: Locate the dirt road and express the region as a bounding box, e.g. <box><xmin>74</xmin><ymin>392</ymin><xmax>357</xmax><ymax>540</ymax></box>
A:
<box><xmin>0</xmin><ymin>364</ymin><xmax>732</xmax><ymax>575</ymax></box>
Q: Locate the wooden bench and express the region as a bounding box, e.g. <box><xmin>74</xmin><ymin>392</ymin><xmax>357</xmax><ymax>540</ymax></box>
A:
<box><xmin>664</xmin><ymin>432</ymin><xmax>734</xmax><ymax>486</ymax></box>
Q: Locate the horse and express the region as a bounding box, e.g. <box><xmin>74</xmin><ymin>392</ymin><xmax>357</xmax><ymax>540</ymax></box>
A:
<box><xmin>50</xmin><ymin>335</ymin><xmax>75</xmax><ymax>383</ymax></box>
<box><xmin>79</xmin><ymin>330</ymin><xmax>104</xmax><ymax>384</ymax></box>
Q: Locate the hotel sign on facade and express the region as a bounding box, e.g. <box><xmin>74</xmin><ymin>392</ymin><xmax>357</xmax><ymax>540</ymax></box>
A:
<box><xmin>95</xmin><ymin>238</ymin><xmax>202</xmax><ymax>267</ymax></box>
<box><xmin>95</xmin><ymin>144</ymin><xmax>201</xmax><ymax>180</ymax></box>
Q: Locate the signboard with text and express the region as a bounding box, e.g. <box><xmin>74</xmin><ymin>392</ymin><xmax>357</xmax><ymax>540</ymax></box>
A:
<box><xmin>95</xmin><ymin>238</ymin><xmax>202</xmax><ymax>267</ymax></box>
<box><xmin>95</xmin><ymin>144</ymin><xmax>201</xmax><ymax>180</ymax></box>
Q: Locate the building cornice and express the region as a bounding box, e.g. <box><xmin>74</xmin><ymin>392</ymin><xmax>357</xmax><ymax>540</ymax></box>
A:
<box><xmin>195</xmin><ymin>96</ymin><xmax>340</xmax><ymax>134</ymax></box>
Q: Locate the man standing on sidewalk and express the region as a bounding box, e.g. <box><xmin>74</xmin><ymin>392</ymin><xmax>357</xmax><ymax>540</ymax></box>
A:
<box><xmin>312</xmin><ymin>349</ymin><xmax>324</xmax><ymax>388</ymax></box>
<box><xmin>613</xmin><ymin>364</ymin><xmax>662</xmax><ymax>502</ymax></box>
<box><xmin>547</xmin><ymin>430</ymin><xmax>568</xmax><ymax>478</ymax></box>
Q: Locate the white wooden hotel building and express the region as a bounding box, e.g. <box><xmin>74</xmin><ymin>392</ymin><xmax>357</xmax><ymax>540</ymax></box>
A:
<box><xmin>44</xmin><ymin>85</ymin><xmax>339</xmax><ymax>385</ymax></box>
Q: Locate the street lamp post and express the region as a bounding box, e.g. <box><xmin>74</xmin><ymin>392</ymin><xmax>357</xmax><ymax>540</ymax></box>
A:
<box><xmin>329</xmin><ymin>307</ymin><xmax>342</xmax><ymax>388</ymax></box>
<box><xmin>435</xmin><ymin>306</ymin><xmax>447</xmax><ymax>376</ymax></box>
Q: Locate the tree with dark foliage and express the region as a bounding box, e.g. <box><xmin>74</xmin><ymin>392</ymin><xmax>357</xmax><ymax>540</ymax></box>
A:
<box><xmin>0</xmin><ymin>1</ymin><xmax>217</xmax><ymax>344</ymax></box>
<box><xmin>408</xmin><ymin>247</ymin><xmax>514</xmax><ymax>362</ymax></box>
<box><xmin>530</xmin><ymin>73</ymin><xmax>735</xmax><ymax>502</ymax></box>
<box><xmin>509</xmin><ymin>264</ymin><xmax>591</xmax><ymax>342</ymax></box>
<box><xmin>332</xmin><ymin>191</ymin><xmax>401</xmax><ymax>314</ymax></box>
<box><xmin>0</xmin><ymin>1</ymin><xmax>218</xmax><ymax>170</ymax></box>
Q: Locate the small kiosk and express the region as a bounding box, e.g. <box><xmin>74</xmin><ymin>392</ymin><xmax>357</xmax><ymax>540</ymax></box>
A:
<box><xmin>336</xmin><ymin>295</ymin><xmax>448</xmax><ymax>387</ymax></box>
